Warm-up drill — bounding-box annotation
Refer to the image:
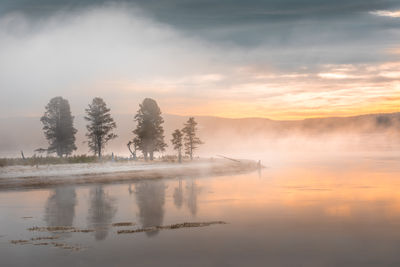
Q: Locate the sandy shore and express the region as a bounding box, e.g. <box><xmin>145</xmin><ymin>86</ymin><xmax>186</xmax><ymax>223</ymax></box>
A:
<box><xmin>0</xmin><ymin>159</ymin><xmax>259</xmax><ymax>190</ymax></box>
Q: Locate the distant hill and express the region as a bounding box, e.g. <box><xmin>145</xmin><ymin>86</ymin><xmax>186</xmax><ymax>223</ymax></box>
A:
<box><xmin>1</xmin><ymin>112</ymin><xmax>399</xmax><ymax>157</ymax></box>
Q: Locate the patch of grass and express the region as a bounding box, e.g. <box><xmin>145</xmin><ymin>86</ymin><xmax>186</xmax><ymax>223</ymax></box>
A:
<box><xmin>33</xmin><ymin>242</ymin><xmax>49</xmax><ymax>246</ymax></box>
<box><xmin>50</xmin><ymin>242</ymin><xmax>82</xmax><ymax>251</ymax></box>
<box><xmin>117</xmin><ymin>221</ymin><xmax>227</xmax><ymax>234</ymax></box>
<box><xmin>28</xmin><ymin>226</ymin><xmax>94</xmax><ymax>233</ymax></box>
<box><xmin>10</xmin><ymin>240</ymin><xmax>30</xmax><ymax>245</ymax></box>
<box><xmin>31</xmin><ymin>236</ymin><xmax>60</xmax><ymax>241</ymax></box>
<box><xmin>112</xmin><ymin>222</ymin><xmax>136</xmax><ymax>227</ymax></box>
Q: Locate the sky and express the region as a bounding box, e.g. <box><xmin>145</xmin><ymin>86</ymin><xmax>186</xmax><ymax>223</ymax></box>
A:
<box><xmin>1</xmin><ymin>0</ymin><xmax>400</xmax><ymax>120</ymax></box>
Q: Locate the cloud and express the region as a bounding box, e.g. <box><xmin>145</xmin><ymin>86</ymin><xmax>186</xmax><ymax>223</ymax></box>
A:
<box><xmin>0</xmin><ymin>4</ymin><xmax>231</xmax><ymax>116</ymax></box>
<box><xmin>371</xmin><ymin>10</ymin><xmax>400</xmax><ymax>18</ymax></box>
<box><xmin>318</xmin><ymin>73</ymin><xmax>350</xmax><ymax>79</ymax></box>
<box><xmin>1</xmin><ymin>2</ymin><xmax>400</xmax><ymax>119</ymax></box>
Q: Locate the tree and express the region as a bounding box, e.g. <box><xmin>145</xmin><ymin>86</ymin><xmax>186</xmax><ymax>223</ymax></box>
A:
<box><xmin>40</xmin><ymin>97</ymin><xmax>77</xmax><ymax>157</ymax></box>
<box><xmin>182</xmin><ymin>117</ymin><xmax>203</xmax><ymax>160</ymax></box>
<box><xmin>133</xmin><ymin>98</ymin><xmax>167</xmax><ymax>160</ymax></box>
<box><xmin>171</xmin><ymin>129</ymin><xmax>183</xmax><ymax>163</ymax></box>
<box><xmin>127</xmin><ymin>137</ymin><xmax>140</xmax><ymax>160</ymax></box>
<box><xmin>84</xmin><ymin>97</ymin><xmax>117</xmax><ymax>158</ymax></box>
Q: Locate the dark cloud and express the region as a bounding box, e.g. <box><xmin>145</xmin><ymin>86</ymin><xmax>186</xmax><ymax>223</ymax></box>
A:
<box><xmin>3</xmin><ymin>0</ymin><xmax>400</xmax><ymax>63</ymax></box>
<box><xmin>3</xmin><ymin>0</ymin><xmax>400</xmax><ymax>20</ymax></box>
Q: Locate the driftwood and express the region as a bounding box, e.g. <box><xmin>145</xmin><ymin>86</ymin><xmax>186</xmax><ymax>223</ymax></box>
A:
<box><xmin>216</xmin><ymin>155</ymin><xmax>241</xmax><ymax>162</ymax></box>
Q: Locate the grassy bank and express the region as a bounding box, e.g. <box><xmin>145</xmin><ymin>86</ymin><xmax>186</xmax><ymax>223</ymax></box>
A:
<box><xmin>0</xmin><ymin>155</ymin><xmax>112</xmax><ymax>167</ymax></box>
<box><xmin>0</xmin><ymin>159</ymin><xmax>259</xmax><ymax>190</ymax></box>
<box><xmin>0</xmin><ymin>154</ymin><xmax>189</xmax><ymax>167</ymax></box>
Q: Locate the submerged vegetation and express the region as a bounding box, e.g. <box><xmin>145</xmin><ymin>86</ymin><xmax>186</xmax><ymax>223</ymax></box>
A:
<box><xmin>10</xmin><ymin>221</ymin><xmax>226</xmax><ymax>252</ymax></box>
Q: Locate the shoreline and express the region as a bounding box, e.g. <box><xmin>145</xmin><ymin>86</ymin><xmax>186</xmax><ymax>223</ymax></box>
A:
<box><xmin>0</xmin><ymin>159</ymin><xmax>260</xmax><ymax>190</ymax></box>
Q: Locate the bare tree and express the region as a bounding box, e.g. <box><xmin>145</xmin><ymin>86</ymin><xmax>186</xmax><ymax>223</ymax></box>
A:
<box><xmin>127</xmin><ymin>137</ymin><xmax>140</xmax><ymax>160</ymax></box>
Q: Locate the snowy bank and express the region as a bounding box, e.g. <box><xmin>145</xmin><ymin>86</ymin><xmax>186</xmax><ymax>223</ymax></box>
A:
<box><xmin>0</xmin><ymin>159</ymin><xmax>259</xmax><ymax>190</ymax></box>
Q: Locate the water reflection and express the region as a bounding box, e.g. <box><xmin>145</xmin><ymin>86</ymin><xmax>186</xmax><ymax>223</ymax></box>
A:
<box><xmin>128</xmin><ymin>184</ymin><xmax>134</xmax><ymax>195</ymax></box>
<box><xmin>3</xmin><ymin>155</ymin><xmax>400</xmax><ymax>266</ymax></box>
<box><xmin>135</xmin><ymin>180</ymin><xmax>166</xmax><ymax>237</ymax></box>
<box><xmin>44</xmin><ymin>186</ymin><xmax>76</xmax><ymax>227</ymax></box>
<box><xmin>87</xmin><ymin>186</ymin><xmax>117</xmax><ymax>241</ymax></box>
<box><xmin>173</xmin><ymin>179</ymin><xmax>183</xmax><ymax>209</ymax></box>
<box><xmin>186</xmin><ymin>179</ymin><xmax>199</xmax><ymax>216</ymax></box>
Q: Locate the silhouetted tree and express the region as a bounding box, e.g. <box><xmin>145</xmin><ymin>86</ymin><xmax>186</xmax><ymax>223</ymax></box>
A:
<box><xmin>40</xmin><ymin>97</ymin><xmax>77</xmax><ymax>157</ymax></box>
<box><xmin>85</xmin><ymin>97</ymin><xmax>117</xmax><ymax>158</ymax></box>
<box><xmin>171</xmin><ymin>129</ymin><xmax>183</xmax><ymax>163</ymax></box>
<box><xmin>133</xmin><ymin>98</ymin><xmax>167</xmax><ymax>160</ymax></box>
<box><xmin>376</xmin><ymin>115</ymin><xmax>392</xmax><ymax>128</ymax></box>
<box><xmin>182</xmin><ymin>117</ymin><xmax>203</xmax><ymax>160</ymax></box>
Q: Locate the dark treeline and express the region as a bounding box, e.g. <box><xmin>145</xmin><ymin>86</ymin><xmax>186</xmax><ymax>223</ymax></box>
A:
<box><xmin>31</xmin><ymin>96</ymin><xmax>203</xmax><ymax>163</ymax></box>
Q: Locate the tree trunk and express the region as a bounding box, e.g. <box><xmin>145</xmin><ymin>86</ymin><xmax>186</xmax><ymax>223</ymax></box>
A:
<box><xmin>127</xmin><ymin>143</ymin><xmax>137</xmax><ymax>160</ymax></box>
<box><xmin>150</xmin><ymin>151</ymin><xmax>154</xmax><ymax>161</ymax></box>
<box><xmin>97</xmin><ymin>139</ymin><xmax>102</xmax><ymax>158</ymax></box>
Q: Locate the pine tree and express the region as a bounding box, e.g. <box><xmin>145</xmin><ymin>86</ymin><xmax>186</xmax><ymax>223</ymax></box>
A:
<box><xmin>182</xmin><ymin>117</ymin><xmax>203</xmax><ymax>160</ymax></box>
<box><xmin>40</xmin><ymin>97</ymin><xmax>77</xmax><ymax>157</ymax></box>
<box><xmin>133</xmin><ymin>98</ymin><xmax>167</xmax><ymax>160</ymax></box>
<box><xmin>171</xmin><ymin>129</ymin><xmax>183</xmax><ymax>163</ymax></box>
<box><xmin>84</xmin><ymin>97</ymin><xmax>117</xmax><ymax>158</ymax></box>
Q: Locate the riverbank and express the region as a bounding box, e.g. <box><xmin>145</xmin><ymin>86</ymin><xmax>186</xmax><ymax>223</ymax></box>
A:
<box><xmin>0</xmin><ymin>158</ymin><xmax>259</xmax><ymax>190</ymax></box>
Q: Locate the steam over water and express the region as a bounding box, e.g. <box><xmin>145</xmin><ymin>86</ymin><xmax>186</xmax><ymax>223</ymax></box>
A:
<box><xmin>1</xmin><ymin>152</ymin><xmax>400</xmax><ymax>266</ymax></box>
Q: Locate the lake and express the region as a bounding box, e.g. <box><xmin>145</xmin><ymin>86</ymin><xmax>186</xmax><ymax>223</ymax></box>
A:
<box><xmin>1</xmin><ymin>153</ymin><xmax>400</xmax><ymax>266</ymax></box>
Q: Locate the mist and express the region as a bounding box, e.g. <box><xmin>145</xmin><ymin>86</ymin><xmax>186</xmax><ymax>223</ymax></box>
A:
<box><xmin>1</xmin><ymin>112</ymin><xmax>399</xmax><ymax>162</ymax></box>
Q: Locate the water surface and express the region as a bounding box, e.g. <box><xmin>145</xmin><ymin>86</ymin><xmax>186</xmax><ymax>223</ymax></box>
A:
<box><xmin>1</xmin><ymin>154</ymin><xmax>400</xmax><ymax>266</ymax></box>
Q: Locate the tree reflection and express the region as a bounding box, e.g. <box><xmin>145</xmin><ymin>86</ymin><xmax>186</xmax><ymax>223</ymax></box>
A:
<box><xmin>135</xmin><ymin>180</ymin><xmax>165</xmax><ymax>237</ymax></box>
<box><xmin>173</xmin><ymin>179</ymin><xmax>183</xmax><ymax>209</ymax></box>
<box><xmin>87</xmin><ymin>186</ymin><xmax>117</xmax><ymax>241</ymax></box>
<box><xmin>44</xmin><ymin>186</ymin><xmax>77</xmax><ymax>227</ymax></box>
<box><xmin>186</xmin><ymin>179</ymin><xmax>199</xmax><ymax>216</ymax></box>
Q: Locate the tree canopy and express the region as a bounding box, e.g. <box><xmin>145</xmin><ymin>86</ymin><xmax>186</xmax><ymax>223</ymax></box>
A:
<box><xmin>40</xmin><ymin>96</ymin><xmax>77</xmax><ymax>157</ymax></box>
<box><xmin>171</xmin><ymin>129</ymin><xmax>183</xmax><ymax>163</ymax></box>
<box><xmin>182</xmin><ymin>117</ymin><xmax>203</xmax><ymax>160</ymax></box>
<box><xmin>133</xmin><ymin>98</ymin><xmax>167</xmax><ymax>160</ymax></box>
<box><xmin>84</xmin><ymin>97</ymin><xmax>117</xmax><ymax>158</ymax></box>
